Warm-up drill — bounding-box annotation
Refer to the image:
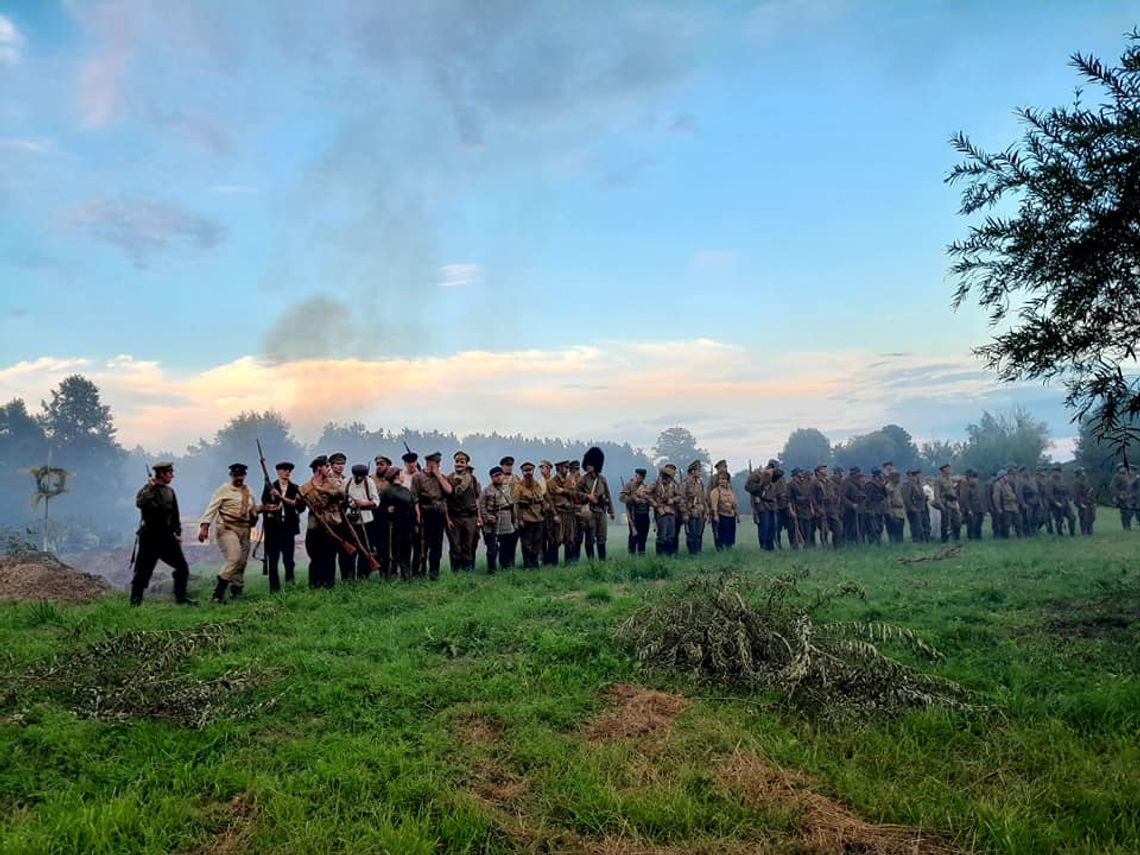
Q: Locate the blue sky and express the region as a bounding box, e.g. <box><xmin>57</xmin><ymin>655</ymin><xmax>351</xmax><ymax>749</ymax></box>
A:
<box><xmin>1</xmin><ymin>1</ymin><xmax>1134</xmax><ymax>461</ymax></box>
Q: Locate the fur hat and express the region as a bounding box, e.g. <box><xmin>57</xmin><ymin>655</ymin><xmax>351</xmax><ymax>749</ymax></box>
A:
<box><xmin>582</xmin><ymin>446</ymin><xmax>605</xmax><ymax>473</ymax></box>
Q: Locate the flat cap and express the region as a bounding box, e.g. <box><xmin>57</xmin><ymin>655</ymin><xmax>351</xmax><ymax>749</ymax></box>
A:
<box><xmin>500</xmin><ymin>456</ymin><xmax>515</xmax><ymax>466</ymax></box>
<box><xmin>425</xmin><ymin>451</ymin><xmax>442</xmax><ymax>463</ymax></box>
<box><xmin>555</xmin><ymin>460</ymin><xmax>570</xmax><ymax>468</ymax></box>
<box><xmin>275</xmin><ymin>461</ymin><xmax>294</xmax><ymax>471</ymax></box>
<box><xmin>152</xmin><ymin>461</ymin><xmax>174</xmax><ymax>472</ymax></box>
<box><xmin>688</xmin><ymin>460</ymin><xmax>702</xmax><ymax>473</ymax></box>
<box><xmin>229</xmin><ymin>463</ymin><xmax>248</xmax><ymax>475</ymax></box>
<box><xmin>374</xmin><ymin>455</ymin><xmax>391</xmax><ymax>467</ymax></box>
<box><xmin>351</xmin><ymin>463</ymin><xmax>368</xmax><ymax>476</ymax></box>
<box><xmin>569</xmin><ymin>460</ymin><xmax>580</xmax><ymax>469</ymax></box>
<box><xmin>310</xmin><ymin>455</ymin><xmax>328</xmax><ymax>470</ymax></box>
<box><xmin>402</xmin><ymin>451</ymin><xmax>418</xmax><ymax>463</ymax></box>
<box><xmin>489</xmin><ymin>466</ymin><xmax>503</xmax><ymax>477</ymax></box>
<box><xmin>521</xmin><ymin>461</ymin><xmax>535</xmax><ymax>471</ymax></box>
<box><xmin>634</xmin><ymin>467</ymin><xmax>647</xmax><ymax>476</ymax></box>
<box><xmin>328</xmin><ymin>452</ymin><xmax>347</xmax><ymax>464</ymax></box>
<box><xmin>714</xmin><ymin>459</ymin><xmax>727</xmax><ymax>469</ymax></box>
<box><xmin>814</xmin><ymin>464</ymin><xmax>827</xmax><ymax>472</ymax></box>
<box><xmin>453</xmin><ymin>450</ymin><xmax>470</xmax><ymax>462</ymax></box>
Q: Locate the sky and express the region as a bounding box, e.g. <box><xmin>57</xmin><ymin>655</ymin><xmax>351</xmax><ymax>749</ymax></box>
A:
<box><xmin>1</xmin><ymin>0</ymin><xmax>1134</xmax><ymax>465</ymax></box>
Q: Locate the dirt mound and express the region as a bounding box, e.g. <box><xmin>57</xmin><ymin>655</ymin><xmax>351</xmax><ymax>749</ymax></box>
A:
<box><xmin>65</xmin><ymin>544</ymin><xmax>214</xmax><ymax>592</ymax></box>
<box><xmin>0</xmin><ymin>551</ymin><xmax>112</xmax><ymax>602</ymax></box>
<box><xmin>716</xmin><ymin>752</ymin><xmax>956</xmax><ymax>854</ymax></box>
<box><xmin>583</xmin><ymin>683</ymin><xmax>687</xmax><ymax>744</ymax></box>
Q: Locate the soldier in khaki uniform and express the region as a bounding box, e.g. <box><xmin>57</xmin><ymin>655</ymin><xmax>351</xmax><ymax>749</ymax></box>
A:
<box><xmin>198</xmin><ymin>463</ymin><xmax>261</xmax><ymax>603</ymax></box>
<box><xmin>936</xmin><ymin>464</ymin><xmax>961</xmax><ymax>542</ymax></box>
<box><xmin>827</xmin><ymin>467</ymin><xmax>845</xmax><ymax>546</ymax></box>
<box><xmin>863</xmin><ymin>468</ymin><xmax>888</xmax><ymax>545</ymax></box>
<box><xmin>539</xmin><ymin>460</ymin><xmax>560</xmax><ymax>565</ymax></box>
<box><xmin>788</xmin><ymin>468</ymin><xmax>815</xmax><ymax>547</ymax></box>
<box><xmin>298</xmin><ymin>454</ymin><xmax>345</xmax><ymax>589</ymax></box>
<box><xmin>446</xmin><ymin>451</ymin><xmax>482</xmax><ymax>572</ymax></box>
<box><xmin>901</xmin><ymin>469</ymin><xmax>928</xmax><ymax>542</ymax></box>
<box><xmin>546</xmin><ymin>460</ymin><xmax>577</xmax><ymax>565</ymax></box>
<box><xmin>958</xmin><ymin>469</ymin><xmax>983</xmax><ymax>540</ymax></box>
<box><xmin>1049</xmin><ymin>465</ymin><xmax>1077</xmax><ymax>536</ymax></box>
<box><xmin>884</xmin><ymin>470</ymin><xmax>906</xmax><ymax>543</ymax></box>
<box><xmin>479</xmin><ymin>466</ymin><xmax>515</xmax><ymax>573</ymax></box>
<box><xmin>679</xmin><ymin>460</ymin><xmax>710</xmax><ymax>554</ymax></box>
<box><xmin>1072</xmin><ymin>466</ymin><xmax>1096</xmax><ymax>535</ymax></box>
<box><xmin>1111</xmin><ymin>464</ymin><xmax>1134</xmax><ymax>529</ymax></box>
<box><xmin>707</xmin><ymin>471</ymin><xmax>739</xmax><ymax>550</ymax></box>
<box><xmin>577</xmin><ymin>447</ymin><xmax>615</xmax><ymax>560</ymax></box>
<box><xmin>648</xmin><ymin>464</ymin><xmax>681</xmax><ymax>555</ymax></box>
<box><xmin>411</xmin><ymin>452</ymin><xmax>452</xmax><ymax>580</ymax></box>
<box><xmin>808</xmin><ymin>465</ymin><xmax>829</xmax><ymax>546</ymax></box>
<box><xmin>745</xmin><ymin>459</ymin><xmax>778</xmax><ymax>551</ymax></box>
<box><xmin>514</xmin><ymin>462</ymin><xmax>547</xmax><ymax>568</ymax></box>
<box><xmin>619</xmin><ymin>467</ymin><xmax>652</xmax><ymax>554</ymax></box>
<box><xmin>371</xmin><ymin>456</ymin><xmax>393</xmax><ymax>578</ymax></box>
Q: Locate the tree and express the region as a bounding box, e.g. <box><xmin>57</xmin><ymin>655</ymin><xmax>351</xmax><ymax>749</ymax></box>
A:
<box><xmin>956</xmin><ymin>407</ymin><xmax>1050</xmax><ymax>478</ymax></box>
<box><xmin>917</xmin><ymin>439</ymin><xmax>962</xmax><ymax>473</ymax></box>
<box><xmin>780</xmin><ymin>428</ymin><xmax>830</xmax><ymax>474</ymax></box>
<box><xmin>833</xmin><ymin>425</ymin><xmax>921</xmax><ymax>473</ymax></box>
<box><xmin>1074</xmin><ymin>414</ymin><xmax>1130</xmax><ymax>497</ymax></box>
<box><xmin>947</xmin><ymin>31</ymin><xmax>1140</xmax><ymax>459</ymax></box>
<box><xmin>652</xmin><ymin>427</ymin><xmax>708</xmax><ymax>470</ymax></box>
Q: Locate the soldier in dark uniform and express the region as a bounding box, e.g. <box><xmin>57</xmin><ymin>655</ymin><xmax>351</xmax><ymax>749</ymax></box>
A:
<box><xmin>400</xmin><ymin>451</ymin><xmax>423</xmax><ymax>575</ymax></box>
<box><xmin>827</xmin><ymin>467</ymin><xmax>845</xmax><ymax>546</ymax></box>
<box><xmin>902</xmin><ymin>469</ymin><xmax>928</xmax><ymax>542</ymax></box>
<box><xmin>371</xmin><ymin>457</ymin><xmax>393</xmax><ymax>578</ymax></box>
<box><xmin>1111</xmin><ymin>464</ymin><xmax>1134</xmax><ymax>530</ymax></box>
<box><xmin>620</xmin><ymin>467</ymin><xmax>652</xmax><ymax>554</ymax></box>
<box><xmin>411</xmin><ymin>452</ymin><xmax>452</xmax><ymax>579</ymax></box>
<box><xmin>745</xmin><ymin>459</ymin><xmax>778</xmax><ymax>551</ymax></box>
<box><xmin>298</xmin><ymin>455</ymin><xmax>344</xmax><ymax>589</ymax></box>
<box><xmin>539</xmin><ymin>460</ymin><xmax>560</xmax><ymax>566</ymax></box>
<box><xmin>648</xmin><ymin>463</ymin><xmax>680</xmax><ymax>555</ymax></box>
<box><xmin>788</xmin><ymin>468</ymin><xmax>814</xmax><ymax>547</ymax></box>
<box><xmin>842</xmin><ymin>467</ymin><xmax>866</xmax><ymax>545</ymax></box>
<box><xmin>864</xmin><ymin>468</ymin><xmax>888</xmax><ymax>545</ymax></box>
<box><xmin>261</xmin><ymin>461</ymin><xmax>302</xmax><ymax>591</ymax></box>
<box><xmin>1072</xmin><ymin>466</ymin><xmax>1096</xmax><ymax>535</ymax></box>
<box><xmin>772</xmin><ymin>467</ymin><xmax>791</xmax><ymax>548</ymax></box>
<box><xmin>379</xmin><ymin>466</ymin><xmax>416</xmax><ymax>580</ymax></box>
<box><xmin>1049</xmin><ymin>465</ymin><xmax>1077</xmax><ymax>536</ymax></box>
<box><xmin>130</xmin><ymin>462</ymin><xmax>196</xmax><ymax>606</ymax></box>
<box><xmin>958</xmin><ymin>469</ymin><xmax>983</xmax><ymax>540</ymax></box>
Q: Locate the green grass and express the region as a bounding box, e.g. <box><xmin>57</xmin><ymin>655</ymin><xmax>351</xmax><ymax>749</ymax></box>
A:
<box><xmin>1</xmin><ymin>531</ymin><xmax>1138</xmax><ymax>853</ymax></box>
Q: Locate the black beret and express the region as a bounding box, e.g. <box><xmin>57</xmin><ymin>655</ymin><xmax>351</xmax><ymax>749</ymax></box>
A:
<box><xmin>351</xmin><ymin>464</ymin><xmax>368</xmax><ymax>476</ymax></box>
<box><xmin>401</xmin><ymin>452</ymin><xmax>418</xmax><ymax>463</ymax></box>
<box><xmin>634</xmin><ymin>468</ymin><xmax>647</xmax><ymax>476</ymax></box>
<box><xmin>275</xmin><ymin>461</ymin><xmax>295</xmax><ymax>471</ymax></box>
<box><xmin>229</xmin><ymin>463</ymin><xmax>248</xmax><ymax>475</ymax></box>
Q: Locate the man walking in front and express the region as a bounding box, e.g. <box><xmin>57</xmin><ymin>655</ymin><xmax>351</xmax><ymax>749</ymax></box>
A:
<box><xmin>199</xmin><ymin>463</ymin><xmax>261</xmax><ymax>603</ymax></box>
<box><xmin>130</xmin><ymin>462</ymin><xmax>195</xmax><ymax>607</ymax></box>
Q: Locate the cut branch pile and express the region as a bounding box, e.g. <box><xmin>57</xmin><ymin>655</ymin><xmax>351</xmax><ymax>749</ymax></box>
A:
<box><xmin>617</xmin><ymin>571</ymin><xmax>974</xmax><ymax>717</ymax></box>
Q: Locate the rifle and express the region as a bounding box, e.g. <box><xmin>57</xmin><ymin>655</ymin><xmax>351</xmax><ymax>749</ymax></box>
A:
<box><xmin>620</xmin><ymin>477</ymin><xmax>634</xmax><ymax>537</ymax></box>
<box><xmin>404</xmin><ymin>440</ymin><xmax>422</xmax><ymax>471</ymax></box>
<box><xmin>301</xmin><ymin>485</ymin><xmax>357</xmax><ymax>556</ymax></box>
<box><xmin>129</xmin><ymin>464</ymin><xmax>152</xmax><ymax>568</ymax></box>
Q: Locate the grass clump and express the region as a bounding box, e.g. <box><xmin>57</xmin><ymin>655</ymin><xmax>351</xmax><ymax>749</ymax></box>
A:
<box><xmin>1</xmin><ymin>619</ymin><xmax>276</xmax><ymax>728</ymax></box>
<box><xmin>617</xmin><ymin>569</ymin><xmax>973</xmax><ymax>716</ymax></box>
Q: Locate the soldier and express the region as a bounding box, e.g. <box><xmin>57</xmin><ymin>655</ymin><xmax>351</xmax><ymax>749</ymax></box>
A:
<box><xmin>1111</xmin><ymin>463</ymin><xmax>1134</xmax><ymax>530</ymax></box>
<box><xmin>480</xmin><ymin>466</ymin><xmax>515</xmax><ymax>573</ymax></box>
<box><xmin>199</xmin><ymin>463</ymin><xmax>261</xmax><ymax>603</ymax></box>
<box><xmin>902</xmin><ymin>469</ymin><xmax>928</xmax><ymax>542</ymax></box>
<box><xmin>788</xmin><ymin>468</ymin><xmax>814</xmax><ymax>547</ymax></box>
<box><xmin>1017</xmin><ymin>466</ymin><xmax>1041</xmax><ymax>536</ymax></box>
<box><xmin>708</xmin><ymin>471</ymin><xmax>739</xmax><ymax>550</ymax></box>
<box><xmin>547</xmin><ymin>460</ymin><xmax>577</xmax><ymax>564</ymax></box>
<box><xmin>411</xmin><ymin>452</ymin><xmax>452</xmax><ymax>579</ymax></box>
<box><xmin>1049</xmin><ymin>465</ymin><xmax>1077</xmax><ymax>536</ymax></box>
<box><xmin>842</xmin><ymin>467</ymin><xmax>866</xmax><ymax>545</ymax></box>
<box><xmin>345</xmin><ymin>463</ymin><xmax>379</xmax><ymax>580</ymax></box>
<box><xmin>648</xmin><ymin>463</ymin><xmax>681</xmax><ymax>555</ymax></box>
<box><xmin>809</xmin><ymin>465</ymin><xmax>829</xmax><ymax>546</ymax></box>
<box><xmin>371</xmin><ymin>456</ymin><xmax>393</xmax><ymax>578</ymax></box>
<box><xmin>680</xmin><ymin>460</ymin><xmax>710</xmax><ymax>554</ymax></box>
<box><xmin>298</xmin><ymin>455</ymin><xmax>344</xmax><ymax>588</ymax></box>
<box><xmin>539</xmin><ymin>460</ymin><xmax>559</xmax><ymax>565</ymax></box>
<box><xmin>261</xmin><ymin>461</ymin><xmax>302</xmax><ymax>591</ymax></box>
<box><xmin>578</xmin><ymin>447</ymin><xmax>615</xmax><ymax>560</ymax></box>
<box><xmin>515</xmin><ymin>462</ymin><xmax>546</xmax><ymax>568</ymax></box>
<box><xmin>884</xmin><ymin>470</ymin><xmax>906</xmax><ymax>543</ymax></box>
<box><xmin>993</xmin><ymin>469</ymin><xmax>1022</xmax><ymax>538</ymax></box>
<box><xmin>936</xmin><ymin>464</ymin><xmax>961</xmax><ymax>542</ymax></box>
<box><xmin>745</xmin><ymin>459</ymin><xmax>778</xmax><ymax>551</ymax></box>
<box><xmin>326</xmin><ymin>452</ymin><xmax>356</xmax><ymax>579</ymax></box>
<box><xmin>706</xmin><ymin>459</ymin><xmax>731</xmax><ymax>493</ymax></box>
<box><xmin>446</xmin><ymin>451</ymin><xmax>482</xmax><ymax>572</ymax></box>
<box><xmin>379</xmin><ymin>466</ymin><xmax>416</xmax><ymax>580</ymax></box>
<box><xmin>772</xmin><ymin>467</ymin><xmax>791</xmax><ymax>548</ymax></box>
<box><xmin>1072</xmin><ymin>466</ymin><xmax>1096</xmax><ymax>535</ymax></box>
<box><xmin>619</xmin><ymin>467</ymin><xmax>652</xmax><ymax>554</ymax></box>
<box><xmin>130</xmin><ymin>461</ymin><xmax>195</xmax><ymax>606</ymax></box>
<box><xmin>1036</xmin><ymin>465</ymin><xmax>1055</xmax><ymax>534</ymax></box>
<box><xmin>863</xmin><ymin>468</ymin><xmax>888</xmax><ymax>545</ymax></box>
<box><xmin>400</xmin><ymin>451</ymin><xmax>423</xmax><ymax>576</ymax></box>
<box><xmin>827</xmin><ymin>467</ymin><xmax>845</xmax><ymax>546</ymax></box>
<box><xmin>958</xmin><ymin>469</ymin><xmax>983</xmax><ymax>540</ymax></box>
<box><xmin>498</xmin><ymin>456</ymin><xmax>521</xmax><ymax>565</ymax></box>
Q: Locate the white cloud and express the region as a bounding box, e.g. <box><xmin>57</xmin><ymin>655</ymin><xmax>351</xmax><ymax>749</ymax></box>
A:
<box><xmin>0</xmin><ymin>14</ymin><xmax>23</xmax><ymax>66</ymax></box>
<box><xmin>0</xmin><ymin>339</ymin><xmax>1061</xmax><ymax>469</ymax></box>
<box><xmin>437</xmin><ymin>263</ymin><xmax>483</xmax><ymax>288</ymax></box>
<box><xmin>0</xmin><ymin>138</ymin><xmax>50</xmax><ymax>154</ymax></box>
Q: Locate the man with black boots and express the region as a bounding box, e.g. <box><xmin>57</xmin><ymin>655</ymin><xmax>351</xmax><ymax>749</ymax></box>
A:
<box><xmin>130</xmin><ymin>462</ymin><xmax>195</xmax><ymax>606</ymax></box>
<box><xmin>199</xmin><ymin>463</ymin><xmax>261</xmax><ymax>604</ymax></box>
<box><xmin>261</xmin><ymin>461</ymin><xmax>302</xmax><ymax>591</ymax></box>
<box><xmin>577</xmin><ymin>447</ymin><xmax>615</xmax><ymax>560</ymax></box>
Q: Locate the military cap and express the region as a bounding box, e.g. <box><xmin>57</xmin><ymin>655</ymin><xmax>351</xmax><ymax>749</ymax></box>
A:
<box><xmin>328</xmin><ymin>452</ymin><xmax>347</xmax><ymax>464</ymax></box>
<box><xmin>275</xmin><ymin>461</ymin><xmax>295</xmax><ymax>471</ymax></box>
<box><xmin>661</xmin><ymin>463</ymin><xmax>677</xmax><ymax>476</ymax></box>
<box><xmin>425</xmin><ymin>451</ymin><xmax>442</xmax><ymax>463</ymax></box>
<box><xmin>791</xmin><ymin>467</ymin><xmax>802</xmax><ymax>475</ymax></box>
<box><xmin>1018</xmin><ymin>465</ymin><xmax>1029</xmax><ymax>473</ymax></box>
<box><xmin>152</xmin><ymin>461</ymin><xmax>174</xmax><ymax>473</ymax></box>
<box><xmin>1035</xmin><ymin>464</ymin><xmax>1047</xmax><ymax>472</ymax></box>
<box><xmin>996</xmin><ymin>468</ymin><xmax>1008</xmax><ymax>478</ymax></box>
<box><xmin>882</xmin><ymin>460</ymin><xmax>893</xmax><ymax>467</ymax></box>
<box><xmin>489</xmin><ymin>466</ymin><xmax>503</xmax><ymax>477</ymax></box>
<box><xmin>688</xmin><ymin>460</ymin><xmax>702</xmax><ymax>473</ymax></box>
<box><xmin>848</xmin><ymin>466</ymin><xmax>860</xmax><ymax>474</ymax></box>
<box><xmin>521</xmin><ymin>461</ymin><xmax>535</xmax><ymax>471</ymax></box>
<box><xmin>500</xmin><ymin>456</ymin><xmax>515</xmax><ymax>466</ymax></box>
<box><xmin>766</xmin><ymin>458</ymin><xmax>779</xmax><ymax>467</ymax></box>
<box><xmin>375</xmin><ymin>455</ymin><xmax>391</xmax><ymax>467</ymax></box>
<box><xmin>871</xmin><ymin>467</ymin><xmax>882</xmax><ymax>476</ymax></box>
<box><xmin>714</xmin><ymin>459</ymin><xmax>727</xmax><ymax>469</ymax></box>
<box><xmin>229</xmin><ymin>463</ymin><xmax>248</xmax><ymax>475</ymax></box>
<box><xmin>939</xmin><ymin>463</ymin><xmax>951</xmax><ymax>471</ymax></box>
<box><xmin>402</xmin><ymin>451</ymin><xmax>418</xmax><ymax>463</ymax></box>
<box><xmin>569</xmin><ymin>460</ymin><xmax>580</xmax><ymax>470</ymax></box>
<box><xmin>539</xmin><ymin>459</ymin><xmax>553</xmax><ymax>468</ymax></box>
<box><xmin>634</xmin><ymin>467</ymin><xmax>647</xmax><ymax>476</ymax></box>
<box><xmin>814</xmin><ymin>464</ymin><xmax>827</xmax><ymax>472</ymax></box>
<box><xmin>1052</xmin><ymin>464</ymin><xmax>1063</xmax><ymax>472</ymax></box>
<box><xmin>351</xmin><ymin>463</ymin><xmax>368</xmax><ymax>476</ymax></box>
<box><xmin>965</xmin><ymin>468</ymin><xmax>977</xmax><ymax>477</ymax></box>
<box><xmin>906</xmin><ymin>468</ymin><xmax>920</xmax><ymax>475</ymax></box>
<box><xmin>555</xmin><ymin>460</ymin><xmax>570</xmax><ymax>468</ymax></box>
<box><xmin>453</xmin><ymin>450</ymin><xmax>470</xmax><ymax>462</ymax></box>
<box><xmin>310</xmin><ymin>455</ymin><xmax>329</xmax><ymax>471</ymax></box>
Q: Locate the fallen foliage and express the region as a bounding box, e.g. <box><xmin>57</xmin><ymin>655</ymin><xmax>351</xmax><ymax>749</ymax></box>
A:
<box><xmin>617</xmin><ymin>571</ymin><xmax>973</xmax><ymax>717</ymax></box>
<box><xmin>583</xmin><ymin>682</ymin><xmax>687</xmax><ymax>744</ymax></box>
<box><xmin>898</xmin><ymin>545</ymin><xmax>962</xmax><ymax>565</ymax></box>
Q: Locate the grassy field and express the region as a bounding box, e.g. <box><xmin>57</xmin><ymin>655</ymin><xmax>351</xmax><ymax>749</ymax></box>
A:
<box><xmin>1</xmin><ymin>530</ymin><xmax>1138</xmax><ymax>854</ymax></box>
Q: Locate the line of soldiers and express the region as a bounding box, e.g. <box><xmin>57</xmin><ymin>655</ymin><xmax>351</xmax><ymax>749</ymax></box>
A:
<box><xmin>739</xmin><ymin>459</ymin><xmax>1099</xmax><ymax>549</ymax></box>
<box><xmin>125</xmin><ymin>449</ymin><xmax>1121</xmax><ymax>606</ymax></box>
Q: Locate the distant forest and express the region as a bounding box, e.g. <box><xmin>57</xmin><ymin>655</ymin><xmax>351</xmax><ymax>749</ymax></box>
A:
<box><xmin>0</xmin><ymin>375</ymin><xmax>1124</xmax><ymax>552</ymax></box>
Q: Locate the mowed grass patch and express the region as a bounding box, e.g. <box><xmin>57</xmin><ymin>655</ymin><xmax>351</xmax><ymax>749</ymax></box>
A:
<box><xmin>0</xmin><ymin>529</ymin><xmax>1137</xmax><ymax>853</ymax></box>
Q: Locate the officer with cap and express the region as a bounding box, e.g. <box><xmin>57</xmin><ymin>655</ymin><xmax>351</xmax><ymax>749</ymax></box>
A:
<box><xmin>515</xmin><ymin>461</ymin><xmax>547</xmax><ymax>568</ymax></box>
<box><xmin>261</xmin><ymin>461</ymin><xmax>302</xmax><ymax>591</ymax></box>
<box><xmin>479</xmin><ymin>465</ymin><xmax>514</xmax><ymax>573</ymax></box>
<box><xmin>130</xmin><ymin>461</ymin><xmax>196</xmax><ymax>606</ymax></box>
<box><xmin>199</xmin><ymin>463</ymin><xmax>262</xmax><ymax>603</ymax></box>
<box><xmin>498</xmin><ymin>456</ymin><xmax>521</xmax><ymax>565</ymax></box>
<box><xmin>399</xmin><ymin>451</ymin><xmax>423</xmax><ymax>574</ymax></box>
<box><xmin>648</xmin><ymin>463</ymin><xmax>681</xmax><ymax>555</ymax></box>
<box><xmin>546</xmin><ymin>460</ymin><xmax>576</xmax><ymax>564</ymax></box>
<box><xmin>538</xmin><ymin>460</ymin><xmax>559</xmax><ymax>566</ymax></box>
<box><xmin>298</xmin><ymin>454</ymin><xmax>345</xmax><ymax>588</ymax></box>
<box><xmin>446</xmin><ymin>450</ymin><xmax>482</xmax><ymax>571</ymax></box>
<box><xmin>679</xmin><ymin>459</ymin><xmax>709</xmax><ymax>554</ymax></box>
<box><xmin>619</xmin><ymin>467</ymin><xmax>652</xmax><ymax>554</ymax></box>
<box><xmin>411</xmin><ymin>452</ymin><xmax>452</xmax><ymax>579</ymax></box>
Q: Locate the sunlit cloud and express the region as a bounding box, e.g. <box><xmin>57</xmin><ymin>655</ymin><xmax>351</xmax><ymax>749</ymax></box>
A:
<box><xmin>437</xmin><ymin>263</ymin><xmax>483</xmax><ymax>288</ymax></box>
<box><xmin>0</xmin><ymin>339</ymin><xmax>1060</xmax><ymax>467</ymax></box>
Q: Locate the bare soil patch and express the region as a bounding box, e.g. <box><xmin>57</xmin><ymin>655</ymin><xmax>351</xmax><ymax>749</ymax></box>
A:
<box><xmin>1046</xmin><ymin>601</ymin><xmax>1140</xmax><ymax>642</ymax></box>
<box><xmin>455</xmin><ymin>708</ymin><xmax>504</xmax><ymax>745</ymax></box>
<box><xmin>582</xmin><ymin>682</ymin><xmax>687</xmax><ymax>744</ymax></box>
<box><xmin>716</xmin><ymin>752</ymin><xmax>956</xmax><ymax>854</ymax></box>
<box><xmin>0</xmin><ymin>551</ymin><xmax>111</xmax><ymax>602</ymax></box>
